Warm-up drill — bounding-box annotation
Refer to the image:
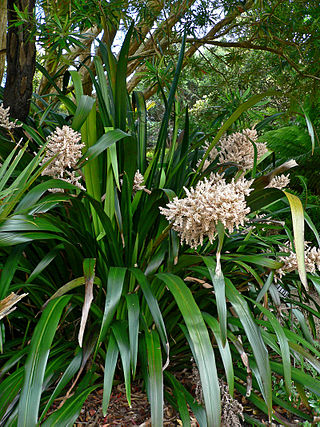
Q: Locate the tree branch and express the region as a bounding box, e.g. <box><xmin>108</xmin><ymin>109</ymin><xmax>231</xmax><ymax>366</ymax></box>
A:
<box><xmin>141</xmin><ymin>1</ymin><xmax>256</xmax><ymax>99</ymax></box>
<box><xmin>127</xmin><ymin>0</ymin><xmax>197</xmax><ymax>77</ymax></box>
<box><xmin>186</xmin><ymin>39</ymin><xmax>320</xmax><ymax>81</ymax></box>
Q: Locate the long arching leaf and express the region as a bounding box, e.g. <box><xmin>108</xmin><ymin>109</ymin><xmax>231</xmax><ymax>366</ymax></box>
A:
<box><xmin>76</xmin><ymin>129</ymin><xmax>129</xmax><ymax>168</ymax></box>
<box><xmin>41</xmin><ymin>385</ymin><xmax>97</xmax><ymax>427</ymax></box>
<box><xmin>17</xmin><ymin>295</ymin><xmax>71</xmax><ymax>427</ymax></box>
<box><xmin>111</xmin><ymin>321</ymin><xmax>131</xmax><ymax>406</ymax></box>
<box><xmin>144</xmin><ymin>329</ymin><xmax>163</xmax><ymax>427</ymax></box>
<box><xmin>203</xmin><ymin>312</ymin><xmax>234</xmax><ymax>397</ymax></box>
<box><xmin>95</xmin><ymin>267</ymin><xmax>126</xmax><ymax>358</ymax></box>
<box><xmin>157</xmin><ymin>272</ymin><xmax>221</xmax><ymax>427</ymax></box>
<box><xmin>203</xmin><ymin>256</ymin><xmax>227</xmax><ymax>346</ymax></box>
<box><xmin>130</xmin><ymin>268</ymin><xmax>169</xmax><ymax>364</ymax></box>
<box><xmin>253</xmin><ymin>299</ymin><xmax>291</xmax><ymax>395</ymax></box>
<box><xmin>283</xmin><ymin>191</ymin><xmax>307</xmax><ymax>290</ymax></box>
<box><xmin>126</xmin><ymin>293</ymin><xmax>140</xmax><ymax>378</ymax></box>
<box><xmin>225</xmin><ymin>279</ymin><xmax>272</xmax><ymax>419</ymax></box>
<box><xmin>102</xmin><ymin>334</ymin><xmax>119</xmax><ymax>416</ymax></box>
<box><xmin>39</xmin><ymin>351</ymin><xmax>83</xmax><ymax>421</ymax></box>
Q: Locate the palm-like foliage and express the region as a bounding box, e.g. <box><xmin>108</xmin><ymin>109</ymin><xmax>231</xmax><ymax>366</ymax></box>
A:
<box><xmin>0</xmin><ymin>27</ymin><xmax>320</xmax><ymax>427</ymax></box>
<box><xmin>260</xmin><ymin>124</ymin><xmax>320</xmax><ymax>192</ymax></box>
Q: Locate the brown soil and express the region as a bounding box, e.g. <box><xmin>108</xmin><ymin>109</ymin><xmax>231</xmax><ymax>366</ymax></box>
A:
<box><xmin>74</xmin><ymin>382</ymin><xmax>271</xmax><ymax>427</ymax></box>
<box><xmin>75</xmin><ymin>382</ymin><xmax>316</xmax><ymax>427</ymax></box>
<box><xmin>75</xmin><ymin>383</ymin><xmax>191</xmax><ymax>427</ymax></box>
<box><xmin>74</xmin><ymin>370</ymin><xmax>314</xmax><ymax>426</ymax></box>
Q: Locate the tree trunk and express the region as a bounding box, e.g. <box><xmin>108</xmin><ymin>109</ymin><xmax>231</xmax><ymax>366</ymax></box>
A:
<box><xmin>0</xmin><ymin>0</ymin><xmax>6</xmax><ymax>84</ymax></box>
<box><xmin>3</xmin><ymin>0</ymin><xmax>36</xmax><ymax>121</ymax></box>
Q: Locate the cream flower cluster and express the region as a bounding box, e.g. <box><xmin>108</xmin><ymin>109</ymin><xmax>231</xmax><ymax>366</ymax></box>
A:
<box><xmin>41</xmin><ymin>126</ymin><xmax>85</xmax><ymax>190</ymax></box>
<box><xmin>197</xmin><ymin>128</ymin><xmax>267</xmax><ymax>172</ymax></box>
<box><xmin>0</xmin><ymin>103</ymin><xmax>22</xmax><ymax>130</ymax></box>
<box><xmin>276</xmin><ymin>241</ymin><xmax>320</xmax><ymax>281</ymax></box>
<box><xmin>133</xmin><ymin>170</ymin><xmax>146</xmax><ymax>192</ymax></box>
<box><xmin>160</xmin><ymin>173</ymin><xmax>253</xmax><ymax>248</ymax></box>
<box><xmin>132</xmin><ymin>170</ymin><xmax>151</xmax><ymax>194</ymax></box>
<box><xmin>266</xmin><ymin>174</ymin><xmax>290</xmax><ymax>190</ymax></box>
<box><xmin>218</xmin><ymin>128</ymin><xmax>268</xmax><ymax>170</ymax></box>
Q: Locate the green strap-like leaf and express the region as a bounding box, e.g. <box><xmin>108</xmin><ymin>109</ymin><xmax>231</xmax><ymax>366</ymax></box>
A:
<box><xmin>252</xmin><ymin>299</ymin><xmax>291</xmax><ymax>395</ymax></box>
<box><xmin>42</xmin><ymin>276</ymin><xmax>101</xmax><ymax>309</ymax></box>
<box><xmin>270</xmin><ymin>361</ymin><xmax>320</xmax><ymax>395</ymax></box>
<box><xmin>203</xmin><ymin>312</ymin><xmax>234</xmax><ymax>397</ymax></box>
<box><xmin>0</xmin><ymin>347</ymin><xmax>27</xmax><ymax>379</ymax></box>
<box><xmin>41</xmin><ymin>385</ymin><xmax>97</xmax><ymax>427</ymax></box>
<box><xmin>26</xmin><ymin>244</ymin><xmax>64</xmax><ymax>284</ymax></box>
<box><xmin>289</xmin><ymin>342</ymin><xmax>320</xmax><ymax>375</ymax></box>
<box><xmin>132</xmin><ymin>91</ymin><xmax>147</xmax><ymax>173</ymax></box>
<box><xmin>112</xmin><ymin>321</ymin><xmax>131</xmax><ymax>407</ymax></box>
<box><xmin>17</xmin><ymin>295</ymin><xmax>71</xmax><ymax>427</ymax></box>
<box><xmin>145</xmin><ymin>329</ymin><xmax>163</xmax><ymax>427</ymax></box>
<box><xmin>255</xmin><ymin>271</ymin><xmax>274</xmax><ymax>304</ymax></box>
<box><xmin>0</xmin><ymin>367</ymin><xmax>24</xmax><ymax>421</ymax></box>
<box><xmin>283</xmin><ymin>191</ymin><xmax>307</xmax><ymax>290</ymax></box>
<box><xmin>225</xmin><ymin>279</ymin><xmax>272</xmax><ymax>419</ymax></box>
<box><xmin>102</xmin><ymin>334</ymin><xmax>119</xmax><ymax>416</ymax></box>
<box><xmin>95</xmin><ymin>267</ymin><xmax>126</xmax><ymax>357</ymax></box>
<box><xmin>69</xmin><ymin>70</ymin><xmax>84</xmax><ymax>103</ymax></box>
<box><xmin>0</xmin><ymin>244</ymin><xmax>26</xmax><ymax>300</ymax></box>
<box><xmin>246</xmin><ymin>188</ymin><xmax>284</xmax><ymax>212</ymax></box>
<box><xmin>115</xmin><ymin>23</ymin><xmax>134</xmax><ymax>131</ymax></box>
<box><xmin>15</xmin><ymin>179</ymin><xmax>79</xmax><ymax>213</ymax></box>
<box><xmin>93</xmin><ymin>57</ymin><xmax>113</xmax><ymax>127</ymax></box>
<box><xmin>147</xmin><ymin>30</ymin><xmax>187</xmax><ymax>188</ymax></box>
<box><xmin>71</xmin><ymin>95</ymin><xmax>96</xmax><ymax>131</ymax></box>
<box><xmin>165</xmin><ymin>372</ymin><xmax>190</xmax><ymax>427</ymax></box>
<box><xmin>130</xmin><ymin>268</ymin><xmax>169</xmax><ymax>364</ymax></box>
<box><xmin>39</xmin><ymin>351</ymin><xmax>83</xmax><ymax>421</ymax></box>
<box><xmin>77</xmin><ymin>129</ymin><xmax>129</xmax><ymax>169</ymax></box>
<box><xmin>126</xmin><ymin>293</ymin><xmax>140</xmax><ymax>378</ymax></box>
<box><xmin>165</xmin><ymin>371</ymin><xmax>207</xmax><ymax>427</ymax></box>
<box><xmin>157</xmin><ymin>272</ymin><xmax>221</xmax><ymax>427</ymax></box>
<box><xmin>203</xmin><ymin>256</ymin><xmax>227</xmax><ymax>346</ymax></box>
<box><xmin>224</xmin><ymin>254</ymin><xmax>282</xmax><ymax>270</ymax></box>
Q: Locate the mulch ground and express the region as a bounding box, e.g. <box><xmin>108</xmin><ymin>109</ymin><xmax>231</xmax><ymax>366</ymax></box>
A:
<box><xmin>75</xmin><ymin>383</ymin><xmax>188</xmax><ymax>426</ymax></box>
<box><xmin>74</xmin><ymin>382</ymin><xmax>302</xmax><ymax>427</ymax></box>
<box><xmin>74</xmin><ymin>370</ymin><xmax>314</xmax><ymax>426</ymax></box>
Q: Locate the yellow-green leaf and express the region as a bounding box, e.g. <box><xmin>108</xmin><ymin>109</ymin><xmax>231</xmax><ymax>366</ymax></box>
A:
<box><xmin>283</xmin><ymin>191</ymin><xmax>307</xmax><ymax>290</ymax></box>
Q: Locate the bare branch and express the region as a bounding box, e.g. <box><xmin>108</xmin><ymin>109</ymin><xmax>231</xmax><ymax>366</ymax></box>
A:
<box><xmin>127</xmin><ymin>0</ymin><xmax>197</xmax><ymax>76</ymax></box>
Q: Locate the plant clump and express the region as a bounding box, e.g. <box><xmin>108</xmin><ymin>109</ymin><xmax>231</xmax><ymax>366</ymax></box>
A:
<box><xmin>276</xmin><ymin>241</ymin><xmax>320</xmax><ymax>281</ymax></box>
<box><xmin>40</xmin><ymin>125</ymin><xmax>85</xmax><ymax>190</ymax></box>
<box><xmin>160</xmin><ymin>173</ymin><xmax>253</xmax><ymax>248</ymax></box>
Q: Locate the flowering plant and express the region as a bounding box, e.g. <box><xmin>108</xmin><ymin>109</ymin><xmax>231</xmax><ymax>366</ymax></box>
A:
<box><xmin>0</xmin><ymin>31</ymin><xmax>319</xmax><ymax>427</ymax></box>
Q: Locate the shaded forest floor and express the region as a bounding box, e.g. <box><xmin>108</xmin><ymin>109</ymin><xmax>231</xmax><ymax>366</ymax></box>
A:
<box><xmin>74</xmin><ymin>377</ymin><xmax>310</xmax><ymax>426</ymax></box>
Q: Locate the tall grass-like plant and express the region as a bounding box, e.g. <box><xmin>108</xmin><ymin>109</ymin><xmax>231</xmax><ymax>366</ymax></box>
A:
<box><xmin>0</xmin><ymin>26</ymin><xmax>320</xmax><ymax>427</ymax></box>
